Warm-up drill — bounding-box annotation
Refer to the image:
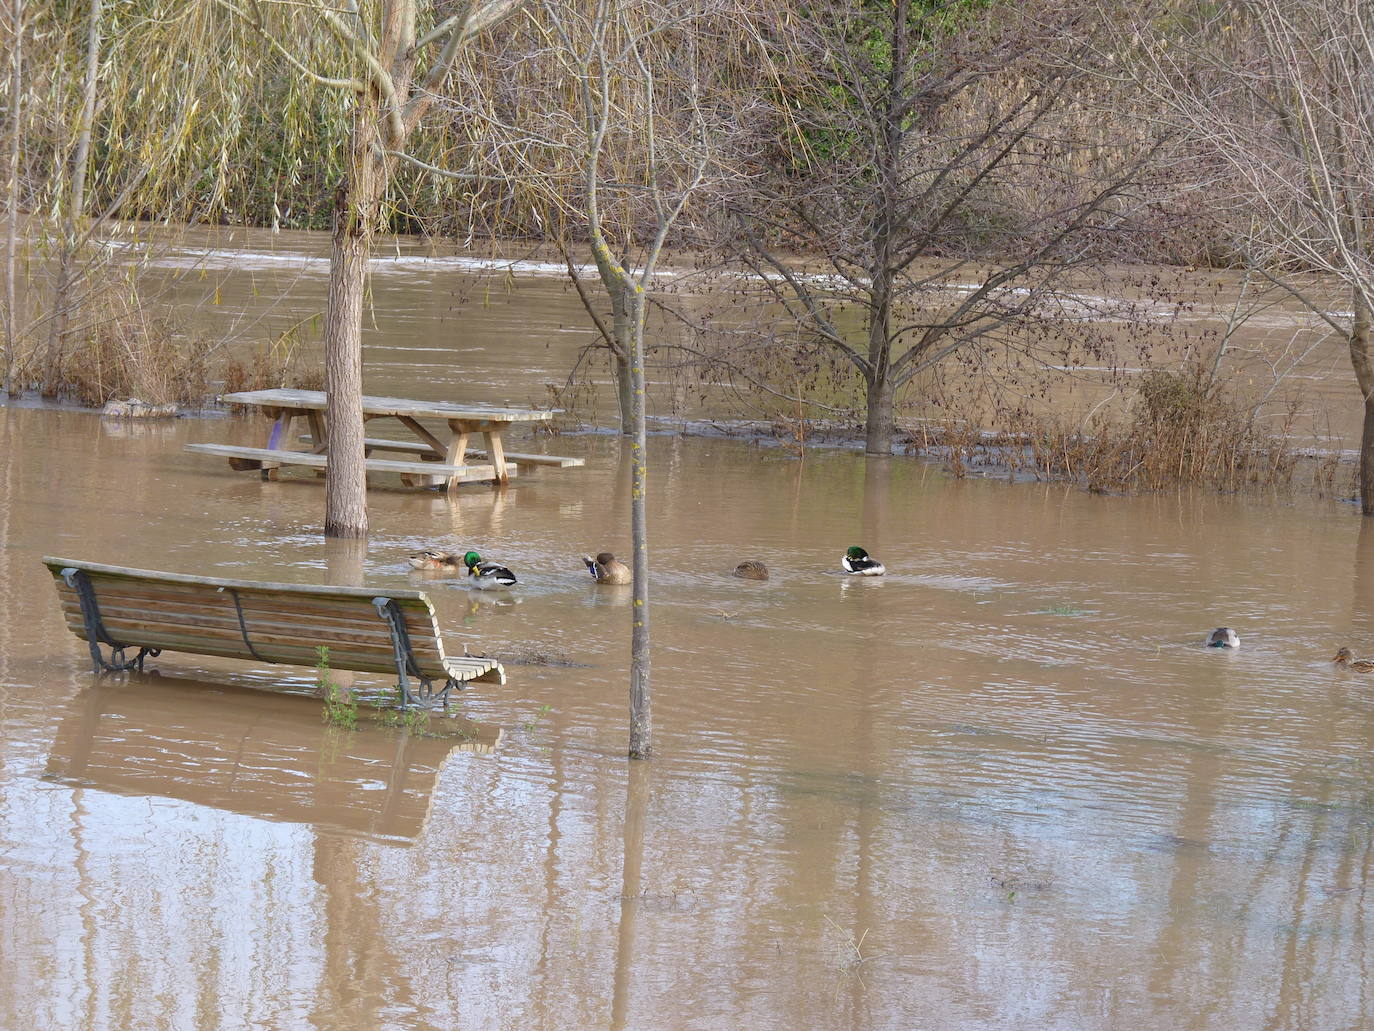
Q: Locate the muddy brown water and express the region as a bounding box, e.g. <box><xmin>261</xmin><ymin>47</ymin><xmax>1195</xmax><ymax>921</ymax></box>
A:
<box><xmin>3</xmin><ymin>229</ymin><xmax>1374</xmax><ymax>1029</ymax></box>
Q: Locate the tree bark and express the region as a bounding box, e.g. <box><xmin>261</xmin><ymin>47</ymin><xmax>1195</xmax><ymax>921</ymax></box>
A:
<box><xmin>1352</xmin><ymin>288</ymin><xmax>1374</xmax><ymax>516</ymax></box>
<box><xmin>42</xmin><ymin>0</ymin><xmax>102</xmax><ymax>397</ymax></box>
<box><xmin>323</xmin><ymin>170</ymin><xmax>374</xmax><ymax>539</ymax></box>
<box><xmin>613</xmin><ymin>350</ymin><xmax>633</xmax><ymax>435</ymax></box>
<box><xmin>863</xmin><ymin>282</ymin><xmax>894</xmax><ymax>455</ymax></box>
<box><xmin>611</xmin><ymin>299</ymin><xmax>634</xmax><ymax>436</ymax></box>
<box><xmin>625</xmin><ymin>285</ymin><xmax>652</xmax><ymax>759</ymax></box>
<box><xmin>863</xmin><ymin>373</ymin><xmax>895</xmax><ymax>455</ymax></box>
<box><xmin>2</xmin><ymin>0</ymin><xmax>22</xmax><ymax>395</ymax></box>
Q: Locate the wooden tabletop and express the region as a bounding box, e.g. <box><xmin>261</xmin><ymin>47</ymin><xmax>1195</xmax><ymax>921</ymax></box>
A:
<box><xmin>221</xmin><ymin>388</ymin><xmax>554</xmax><ymax>423</ymax></box>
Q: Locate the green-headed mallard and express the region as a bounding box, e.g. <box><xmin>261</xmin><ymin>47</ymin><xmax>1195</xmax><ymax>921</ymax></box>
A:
<box><xmin>1205</xmin><ymin>628</ymin><xmax>1240</xmax><ymax>649</ymax></box>
<box><xmin>583</xmin><ymin>552</ymin><xmax>631</xmax><ymax>585</ymax></box>
<box><xmin>408</xmin><ymin>549</ymin><xmax>463</xmax><ymax>573</ymax></box>
<box><xmin>841</xmin><ymin>546</ymin><xmax>885</xmax><ymax>576</ymax></box>
<box><xmin>464</xmin><ymin>551</ymin><xmax>518</xmax><ymax>589</ymax></box>
<box><xmin>1333</xmin><ymin>647</ymin><xmax>1374</xmax><ymax>672</ymax></box>
<box><xmin>733</xmin><ymin>560</ymin><xmax>769</xmax><ymax>581</ymax></box>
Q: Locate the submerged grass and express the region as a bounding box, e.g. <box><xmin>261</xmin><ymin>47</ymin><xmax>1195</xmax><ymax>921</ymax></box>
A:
<box><xmin>11</xmin><ymin>282</ymin><xmax>322</xmax><ymax>409</ymax></box>
<box><xmin>1018</xmin><ymin>368</ymin><xmax>1297</xmax><ymax>493</ymax></box>
<box><xmin>912</xmin><ymin>366</ymin><xmax>1299</xmax><ymax>494</ymax></box>
<box><xmin>318</xmin><ymin>646</ymin><xmax>358</xmax><ymax>731</ymax></box>
<box><xmin>220</xmin><ymin>323</ymin><xmax>324</xmax><ymax>403</ymax></box>
<box><xmin>24</xmin><ymin>281</ymin><xmax>215</xmax><ymax>407</ymax></box>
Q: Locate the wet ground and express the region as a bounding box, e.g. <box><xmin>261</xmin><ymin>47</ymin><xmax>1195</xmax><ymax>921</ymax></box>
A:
<box><xmin>2</xmin><ymin>229</ymin><xmax>1373</xmax><ymax>1029</ymax></box>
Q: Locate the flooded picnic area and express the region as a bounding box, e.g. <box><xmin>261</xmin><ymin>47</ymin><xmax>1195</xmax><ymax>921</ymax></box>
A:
<box><xmin>3</xmin><ymin>229</ymin><xmax>1374</xmax><ymax>1029</ymax></box>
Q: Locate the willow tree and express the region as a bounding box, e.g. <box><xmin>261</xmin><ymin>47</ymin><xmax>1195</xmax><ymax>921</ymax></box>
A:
<box><xmin>1</xmin><ymin>0</ymin><xmax>21</xmax><ymax>395</ymax></box>
<box><xmin>1124</xmin><ymin>0</ymin><xmax>1374</xmax><ymax>513</ymax></box>
<box><xmin>40</xmin><ymin>0</ymin><xmax>105</xmax><ymax>397</ymax></box>
<box><xmin>223</xmin><ymin>0</ymin><xmax>525</xmax><ymax>538</ymax></box>
<box><xmin>10</xmin><ymin>1</ymin><xmax>275</xmax><ymax>397</ymax></box>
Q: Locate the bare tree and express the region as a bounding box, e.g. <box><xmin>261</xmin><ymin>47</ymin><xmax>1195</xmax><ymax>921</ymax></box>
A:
<box><xmin>544</xmin><ymin>0</ymin><xmax>733</xmax><ymax>758</ymax></box>
<box><xmin>1123</xmin><ymin>0</ymin><xmax>1374</xmax><ymax>512</ymax></box>
<box><xmin>733</xmin><ymin>0</ymin><xmax>1158</xmax><ymax>455</ymax></box>
<box><xmin>221</xmin><ymin>0</ymin><xmax>525</xmax><ymax>538</ymax></box>
<box><xmin>441</xmin><ymin>0</ymin><xmax>755</xmax><ymax>756</ymax></box>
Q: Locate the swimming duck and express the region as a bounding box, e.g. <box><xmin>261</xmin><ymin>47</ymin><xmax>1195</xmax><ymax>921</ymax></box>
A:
<box><xmin>583</xmin><ymin>552</ymin><xmax>631</xmax><ymax>585</ymax></box>
<box><xmin>1333</xmin><ymin>647</ymin><xmax>1374</xmax><ymax>672</ymax></box>
<box><xmin>464</xmin><ymin>551</ymin><xmax>518</xmax><ymax>589</ymax></box>
<box><xmin>841</xmin><ymin>546</ymin><xmax>885</xmax><ymax>576</ymax></box>
<box><xmin>407</xmin><ymin>549</ymin><xmax>463</xmax><ymax>573</ymax></box>
<box><xmin>1205</xmin><ymin>628</ymin><xmax>1240</xmax><ymax>649</ymax></box>
<box><xmin>733</xmin><ymin>560</ymin><xmax>769</xmax><ymax>581</ymax></box>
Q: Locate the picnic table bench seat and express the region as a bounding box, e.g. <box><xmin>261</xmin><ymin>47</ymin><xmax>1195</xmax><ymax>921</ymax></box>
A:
<box><xmin>182</xmin><ymin>443</ymin><xmax>510</xmax><ymax>486</ymax></box>
<box><xmin>44</xmin><ymin>557</ymin><xmax>504</xmax><ymax>708</ymax></box>
<box><xmin>297</xmin><ymin>434</ymin><xmax>586</xmax><ymax>469</ymax></box>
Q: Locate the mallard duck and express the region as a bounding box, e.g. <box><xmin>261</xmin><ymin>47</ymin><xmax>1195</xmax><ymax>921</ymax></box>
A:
<box><xmin>841</xmin><ymin>546</ymin><xmax>885</xmax><ymax>576</ymax></box>
<box><xmin>1333</xmin><ymin>647</ymin><xmax>1374</xmax><ymax>672</ymax></box>
<box><xmin>407</xmin><ymin>549</ymin><xmax>463</xmax><ymax>573</ymax></box>
<box><xmin>583</xmin><ymin>552</ymin><xmax>631</xmax><ymax>585</ymax></box>
<box><xmin>1205</xmin><ymin>628</ymin><xmax>1240</xmax><ymax>649</ymax></box>
<box><xmin>464</xmin><ymin>551</ymin><xmax>518</xmax><ymax>589</ymax></box>
<box><xmin>733</xmin><ymin>560</ymin><xmax>769</xmax><ymax>581</ymax></box>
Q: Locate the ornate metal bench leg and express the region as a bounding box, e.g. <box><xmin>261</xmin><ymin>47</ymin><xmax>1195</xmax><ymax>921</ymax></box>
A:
<box><xmin>62</xmin><ymin>567</ymin><xmax>158</xmax><ymax>674</ymax></box>
<box><xmin>373</xmin><ymin>596</ymin><xmax>424</xmax><ymax>711</ymax></box>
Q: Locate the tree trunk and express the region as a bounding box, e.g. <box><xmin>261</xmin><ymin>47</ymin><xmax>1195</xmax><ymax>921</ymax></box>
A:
<box><xmin>863</xmin><ymin>373</ymin><xmax>895</xmax><ymax>455</ymax></box>
<box><xmin>42</xmin><ymin>0</ymin><xmax>101</xmax><ymax>397</ymax></box>
<box><xmin>2</xmin><ymin>0</ymin><xmax>22</xmax><ymax>395</ymax></box>
<box><xmin>625</xmin><ymin>286</ymin><xmax>652</xmax><ymax>759</ymax></box>
<box><xmin>1352</xmin><ymin>288</ymin><xmax>1374</xmax><ymax>516</ymax></box>
<box><xmin>610</xmin><ymin>293</ymin><xmax>635</xmax><ymax>436</ymax></box>
<box><xmin>863</xmin><ymin>271</ymin><xmax>894</xmax><ymax>455</ymax></box>
<box><xmin>613</xmin><ymin>349</ymin><xmax>634</xmax><ymax>436</ymax></box>
<box><xmin>322</xmin><ymin>171</ymin><xmax>374</xmax><ymax>539</ymax></box>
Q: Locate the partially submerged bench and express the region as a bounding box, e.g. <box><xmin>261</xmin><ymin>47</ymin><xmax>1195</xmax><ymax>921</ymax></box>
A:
<box><xmin>43</xmin><ymin>557</ymin><xmax>505</xmax><ymax>708</ymax></box>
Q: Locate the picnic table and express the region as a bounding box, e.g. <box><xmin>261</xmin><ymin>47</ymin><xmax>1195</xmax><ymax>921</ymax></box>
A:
<box><xmin>185</xmin><ymin>388</ymin><xmax>581</xmax><ymax>490</ymax></box>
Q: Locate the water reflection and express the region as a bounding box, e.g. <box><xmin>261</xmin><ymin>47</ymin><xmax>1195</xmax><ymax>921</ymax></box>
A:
<box><xmin>43</xmin><ymin>677</ymin><xmax>500</xmax><ymax>845</ymax></box>
<box><xmin>610</xmin><ymin>761</ymin><xmax>650</xmax><ymax>1031</ymax></box>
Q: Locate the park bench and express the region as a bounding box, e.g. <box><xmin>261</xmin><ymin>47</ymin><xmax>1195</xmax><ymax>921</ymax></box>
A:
<box><xmin>43</xmin><ymin>557</ymin><xmax>505</xmax><ymax>708</ymax></box>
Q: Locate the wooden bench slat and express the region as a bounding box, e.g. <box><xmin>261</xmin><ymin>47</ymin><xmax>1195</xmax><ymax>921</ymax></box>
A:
<box><xmin>58</xmin><ymin>604</ymin><xmax>446</xmax><ymax>666</ymax></box>
<box><xmin>55</xmin><ymin>585</ymin><xmax>447</xmax><ymax>653</ymax></box>
<box><xmin>48</xmin><ymin>559</ymin><xmax>436</xmax><ymax>600</ymax></box>
<box><xmin>57</xmin><ymin>584</ymin><xmax>444</xmax><ymax>635</ymax></box>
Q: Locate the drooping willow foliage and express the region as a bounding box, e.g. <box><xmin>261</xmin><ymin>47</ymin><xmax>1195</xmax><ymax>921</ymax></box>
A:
<box><xmin>10</xmin><ymin>0</ymin><xmax>541</xmax><ymax>231</ymax></box>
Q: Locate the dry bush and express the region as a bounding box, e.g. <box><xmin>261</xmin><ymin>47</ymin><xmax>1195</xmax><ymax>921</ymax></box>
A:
<box><xmin>1021</xmin><ymin>367</ymin><xmax>1295</xmax><ymax>492</ymax></box>
<box><xmin>35</xmin><ymin>285</ymin><xmax>212</xmax><ymax>407</ymax></box>
<box><xmin>220</xmin><ymin>327</ymin><xmax>324</xmax><ymax>407</ymax></box>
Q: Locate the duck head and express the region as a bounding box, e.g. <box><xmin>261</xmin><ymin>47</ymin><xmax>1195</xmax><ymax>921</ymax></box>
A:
<box><xmin>1206</xmin><ymin>627</ymin><xmax>1240</xmax><ymax>648</ymax></box>
<box><xmin>408</xmin><ymin>549</ymin><xmax>457</xmax><ymax>571</ymax></box>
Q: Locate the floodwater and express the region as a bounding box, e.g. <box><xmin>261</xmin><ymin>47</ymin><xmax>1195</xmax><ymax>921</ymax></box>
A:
<box><xmin>3</xmin><ymin>229</ymin><xmax>1374</xmax><ymax>1029</ymax></box>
